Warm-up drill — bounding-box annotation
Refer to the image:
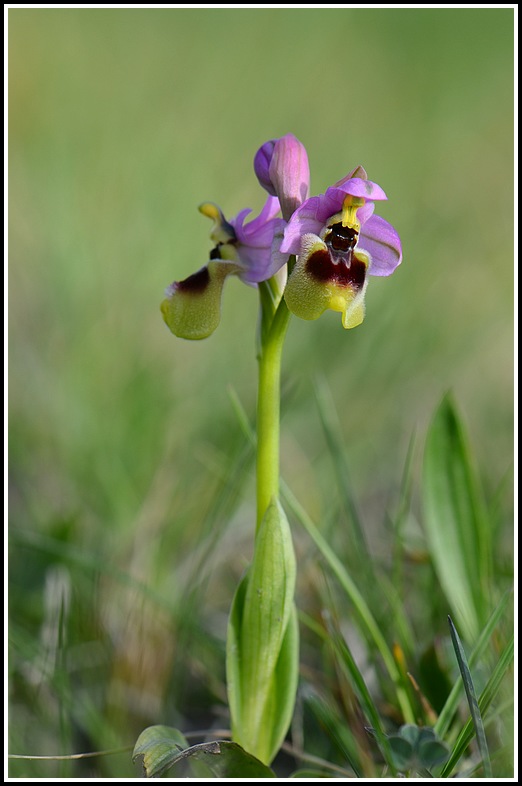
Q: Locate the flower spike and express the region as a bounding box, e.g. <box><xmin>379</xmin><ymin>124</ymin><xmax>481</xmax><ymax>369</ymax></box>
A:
<box><xmin>162</xmin><ymin>135</ymin><xmax>401</xmax><ymax>338</ymax></box>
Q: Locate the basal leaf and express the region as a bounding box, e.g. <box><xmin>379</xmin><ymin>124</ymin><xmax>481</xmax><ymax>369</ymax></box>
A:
<box><xmin>133</xmin><ymin>727</ymin><xmax>276</xmax><ymax>779</ymax></box>
<box><xmin>132</xmin><ymin>725</ymin><xmax>188</xmax><ymax>778</ymax></box>
<box><xmin>259</xmin><ymin>603</ymin><xmax>299</xmax><ymax>765</ymax></box>
<box><xmin>226</xmin><ymin>498</ymin><xmax>297</xmax><ymax>764</ymax></box>
<box><xmin>165</xmin><ymin>740</ymin><xmax>276</xmax><ymax>779</ymax></box>
<box><xmin>225</xmin><ymin>570</ymin><xmax>249</xmax><ymax>747</ymax></box>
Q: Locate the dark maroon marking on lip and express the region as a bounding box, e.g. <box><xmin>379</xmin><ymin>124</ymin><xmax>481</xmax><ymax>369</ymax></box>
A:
<box><xmin>177</xmin><ymin>266</ymin><xmax>211</xmax><ymax>293</ymax></box>
<box><xmin>306</xmin><ymin>248</ymin><xmax>366</xmax><ymax>289</ymax></box>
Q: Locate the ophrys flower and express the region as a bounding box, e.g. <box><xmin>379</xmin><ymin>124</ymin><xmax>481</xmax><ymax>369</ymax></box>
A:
<box><xmin>281</xmin><ymin>165</ymin><xmax>402</xmax><ymax>329</ymax></box>
<box><xmin>161</xmin><ymin>196</ymin><xmax>284</xmax><ymax>340</ymax></box>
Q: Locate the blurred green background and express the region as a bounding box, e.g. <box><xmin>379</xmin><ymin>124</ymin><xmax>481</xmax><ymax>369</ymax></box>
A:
<box><xmin>8</xmin><ymin>7</ymin><xmax>514</xmax><ymax>778</ymax></box>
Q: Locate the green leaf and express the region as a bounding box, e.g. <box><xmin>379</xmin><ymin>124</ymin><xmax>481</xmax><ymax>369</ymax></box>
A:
<box><xmin>132</xmin><ymin>725</ymin><xmax>188</xmax><ymax>778</ymax></box>
<box><xmin>133</xmin><ymin>729</ymin><xmax>276</xmax><ymax>779</ymax></box>
<box><xmin>416</xmin><ymin>726</ymin><xmax>437</xmax><ymax>744</ymax></box>
<box><xmin>261</xmin><ymin>603</ymin><xmax>299</xmax><ymax>763</ymax></box>
<box><xmin>399</xmin><ymin>724</ymin><xmax>421</xmax><ymax>747</ymax></box>
<box><xmin>418</xmin><ymin>739</ymin><xmax>450</xmax><ymax>769</ymax></box>
<box><xmin>388</xmin><ymin>735</ymin><xmax>414</xmax><ymax>769</ymax></box>
<box><xmin>226</xmin><ymin>498</ymin><xmax>298</xmax><ymax>765</ymax></box>
<box><xmin>422</xmin><ymin>394</ymin><xmax>491</xmax><ymax>641</ymax></box>
<box><xmin>448</xmin><ymin>616</ymin><xmax>492</xmax><ymax>777</ymax></box>
<box><xmin>226</xmin><ymin>570</ymin><xmax>249</xmax><ymax>751</ymax></box>
<box><xmin>386</xmin><ymin>725</ymin><xmax>449</xmax><ymax>773</ymax></box>
<box><xmin>165</xmin><ymin>740</ymin><xmax>277</xmax><ymax>779</ymax></box>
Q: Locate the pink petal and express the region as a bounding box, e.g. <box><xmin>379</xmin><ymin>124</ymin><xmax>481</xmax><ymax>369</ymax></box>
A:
<box><xmin>359</xmin><ymin>214</ymin><xmax>402</xmax><ymax>276</ymax></box>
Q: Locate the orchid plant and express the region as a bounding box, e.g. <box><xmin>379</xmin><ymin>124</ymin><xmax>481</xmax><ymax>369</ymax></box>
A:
<box><xmin>159</xmin><ymin>134</ymin><xmax>402</xmax><ymax>767</ymax></box>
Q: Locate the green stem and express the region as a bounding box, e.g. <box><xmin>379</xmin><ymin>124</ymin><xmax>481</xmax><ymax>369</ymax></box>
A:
<box><xmin>256</xmin><ymin>293</ymin><xmax>291</xmax><ymax>533</ymax></box>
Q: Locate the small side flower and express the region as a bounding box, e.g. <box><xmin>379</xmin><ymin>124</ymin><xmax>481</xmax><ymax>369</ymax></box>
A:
<box><xmin>161</xmin><ymin>197</ymin><xmax>284</xmax><ymax>340</ymax></box>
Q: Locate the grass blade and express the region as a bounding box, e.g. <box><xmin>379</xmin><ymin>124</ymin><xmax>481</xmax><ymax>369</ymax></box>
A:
<box><xmin>282</xmin><ymin>482</ymin><xmax>415</xmax><ymax>725</ymax></box>
<box><xmin>324</xmin><ymin>614</ymin><xmax>397</xmax><ymax>777</ymax></box>
<box><xmin>390</xmin><ymin>431</ymin><xmax>417</xmax><ymax>609</ymax></box>
<box><xmin>440</xmin><ymin>633</ymin><xmax>514</xmax><ymax>777</ymax></box>
<box><xmin>313</xmin><ymin>376</ymin><xmax>370</xmax><ymax>571</ymax></box>
<box><xmin>447</xmin><ymin>616</ymin><xmax>491</xmax><ymax>777</ymax></box>
<box><xmin>435</xmin><ymin>588</ymin><xmax>512</xmax><ymax>738</ymax></box>
<box><xmin>302</xmin><ymin>692</ymin><xmax>364</xmax><ymax>778</ymax></box>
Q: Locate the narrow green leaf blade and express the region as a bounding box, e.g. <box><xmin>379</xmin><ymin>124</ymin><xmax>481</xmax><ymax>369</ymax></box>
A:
<box><xmin>422</xmin><ymin>395</ymin><xmax>491</xmax><ymax>641</ymax></box>
<box><xmin>435</xmin><ymin>588</ymin><xmax>512</xmax><ymax>738</ymax></box>
<box><xmin>447</xmin><ymin>616</ymin><xmax>492</xmax><ymax>777</ymax></box>
<box><xmin>441</xmin><ymin>633</ymin><xmax>513</xmax><ymax>776</ymax></box>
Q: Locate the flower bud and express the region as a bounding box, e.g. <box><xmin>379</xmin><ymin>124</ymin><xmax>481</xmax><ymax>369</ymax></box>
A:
<box><xmin>254</xmin><ymin>134</ymin><xmax>310</xmax><ymax>221</ymax></box>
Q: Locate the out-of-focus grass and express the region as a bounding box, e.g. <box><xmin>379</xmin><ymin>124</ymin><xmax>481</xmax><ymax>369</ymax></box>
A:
<box><xmin>8</xmin><ymin>8</ymin><xmax>514</xmax><ymax>778</ymax></box>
